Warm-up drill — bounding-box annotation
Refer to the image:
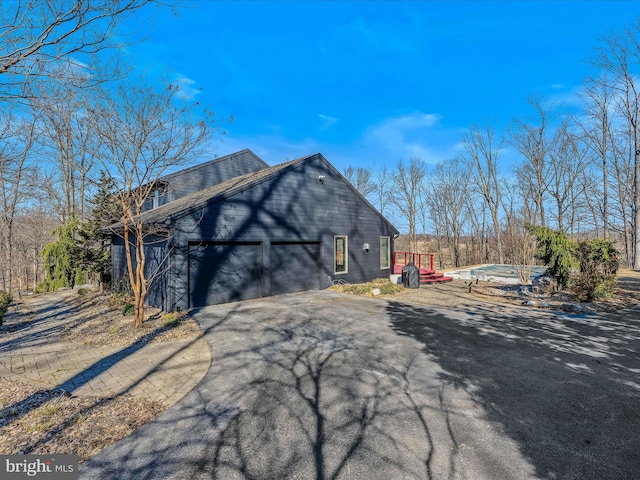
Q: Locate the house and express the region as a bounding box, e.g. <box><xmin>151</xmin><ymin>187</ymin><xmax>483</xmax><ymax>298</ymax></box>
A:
<box><xmin>111</xmin><ymin>150</ymin><xmax>399</xmax><ymax>311</ymax></box>
<box><xmin>141</xmin><ymin>149</ymin><xmax>268</xmax><ymax>211</ymax></box>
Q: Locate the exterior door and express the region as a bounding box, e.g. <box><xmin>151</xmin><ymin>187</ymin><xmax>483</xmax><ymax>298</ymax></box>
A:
<box><xmin>188</xmin><ymin>242</ymin><xmax>262</xmax><ymax>307</ymax></box>
<box><xmin>270</xmin><ymin>242</ymin><xmax>321</xmax><ymax>296</ymax></box>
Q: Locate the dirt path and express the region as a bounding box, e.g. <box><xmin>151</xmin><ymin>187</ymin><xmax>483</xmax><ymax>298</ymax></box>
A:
<box><xmin>0</xmin><ymin>288</ymin><xmax>208</xmax><ymax>462</ymax></box>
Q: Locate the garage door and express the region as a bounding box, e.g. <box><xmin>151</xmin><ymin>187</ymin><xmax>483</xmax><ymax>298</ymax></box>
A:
<box><xmin>271</xmin><ymin>242</ymin><xmax>321</xmax><ymax>296</ymax></box>
<box><xmin>188</xmin><ymin>242</ymin><xmax>262</xmax><ymax>307</ymax></box>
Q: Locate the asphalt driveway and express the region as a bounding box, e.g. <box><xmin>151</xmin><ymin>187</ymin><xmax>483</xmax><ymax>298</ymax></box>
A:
<box><xmin>80</xmin><ymin>290</ymin><xmax>640</xmax><ymax>479</ymax></box>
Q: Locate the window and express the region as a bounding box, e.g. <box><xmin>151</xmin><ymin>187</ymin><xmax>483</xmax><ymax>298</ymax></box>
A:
<box><xmin>380</xmin><ymin>237</ymin><xmax>390</xmax><ymax>269</ymax></box>
<box><xmin>152</xmin><ymin>189</ymin><xmax>160</xmax><ymax>209</ymax></box>
<box><xmin>334</xmin><ymin>236</ymin><xmax>348</xmax><ymax>274</ymax></box>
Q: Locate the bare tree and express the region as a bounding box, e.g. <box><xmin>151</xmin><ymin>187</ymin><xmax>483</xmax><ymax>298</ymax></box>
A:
<box><xmin>0</xmin><ymin>109</ymin><xmax>39</xmax><ymax>292</ymax></box>
<box><xmin>460</xmin><ymin>123</ymin><xmax>505</xmax><ymax>264</ymax></box>
<box><xmin>578</xmin><ymin>161</ymin><xmax>605</xmax><ymax>237</ymax></box>
<box><xmin>390</xmin><ymin>158</ymin><xmax>426</xmax><ymax>253</ymax></box>
<box><xmin>373</xmin><ymin>165</ymin><xmax>392</xmax><ymax>216</ymax></box>
<box><xmin>96</xmin><ymin>77</ymin><xmax>218</xmax><ymax>327</ymax></box>
<box><xmin>592</xmin><ymin>21</ymin><xmax>640</xmax><ymax>268</ymax></box>
<box><xmin>509</xmin><ymin>96</ymin><xmax>555</xmax><ymax>228</ymax></box>
<box><xmin>13</xmin><ymin>207</ymin><xmax>58</xmax><ymax>293</ymax></box>
<box><xmin>343</xmin><ymin>165</ymin><xmax>376</xmax><ymax>197</ymax></box>
<box><xmin>424</xmin><ymin>159</ymin><xmax>470</xmax><ymax>268</ymax></box>
<box><xmin>609</xmin><ymin>123</ymin><xmax>634</xmax><ymax>267</ymax></box>
<box><xmin>497</xmin><ymin>178</ymin><xmax>539</xmax><ymax>283</ymax></box>
<box><xmin>578</xmin><ymin>73</ymin><xmax>617</xmax><ymax>238</ymax></box>
<box><xmin>547</xmin><ymin>119</ymin><xmax>590</xmax><ymax>233</ymax></box>
<box><xmin>0</xmin><ymin>0</ymin><xmax>165</xmax><ymax>101</ymax></box>
<box><xmin>30</xmin><ymin>65</ymin><xmax>102</xmax><ymax>222</ymax></box>
<box><xmin>464</xmin><ymin>192</ymin><xmax>490</xmax><ymax>265</ymax></box>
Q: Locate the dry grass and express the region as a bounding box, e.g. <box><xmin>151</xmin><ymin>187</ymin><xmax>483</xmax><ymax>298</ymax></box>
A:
<box><xmin>0</xmin><ymin>377</ymin><xmax>165</xmax><ymax>462</ymax></box>
<box><xmin>60</xmin><ymin>291</ymin><xmax>201</xmax><ymax>347</ymax></box>
<box><xmin>329</xmin><ymin>278</ymin><xmax>404</xmax><ymax>297</ymax></box>
<box><xmin>467</xmin><ymin>269</ymin><xmax>640</xmax><ymax>313</ymax></box>
<box><xmin>0</xmin><ymin>288</ymin><xmax>201</xmax><ymax>463</ymax></box>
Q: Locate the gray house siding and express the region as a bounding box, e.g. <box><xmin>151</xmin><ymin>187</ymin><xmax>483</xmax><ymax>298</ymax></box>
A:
<box><xmin>111</xmin><ymin>234</ymin><xmax>170</xmax><ymax>311</ymax></box>
<box><xmin>165</xmin><ymin>155</ymin><xmax>396</xmax><ymax>311</ymax></box>
<box><xmin>112</xmin><ymin>236</ymin><xmax>127</xmax><ymax>289</ymax></box>
<box><xmin>111</xmin><ymin>152</ymin><xmax>397</xmax><ymax>312</ymax></box>
<box><xmin>270</xmin><ymin>242</ymin><xmax>321</xmax><ymax>295</ymax></box>
<box><xmin>142</xmin><ymin>149</ymin><xmax>268</xmax><ymax>211</ymax></box>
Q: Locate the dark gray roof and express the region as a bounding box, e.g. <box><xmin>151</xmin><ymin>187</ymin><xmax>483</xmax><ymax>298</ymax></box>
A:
<box><xmin>155</xmin><ymin>148</ymin><xmax>268</xmax><ymax>184</ymax></box>
<box><xmin>106</xmin><ymin>151</ymin><xmax>398</xmax><ymax>234</ymax></box>
<box><xmin>110</xmin><ymin>154</ymin><xmax>315</xmax><ymax>229</ymax></box>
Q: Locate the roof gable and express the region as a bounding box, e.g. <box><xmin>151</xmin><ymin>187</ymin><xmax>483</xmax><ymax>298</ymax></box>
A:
<box><xmin>157</xmin><ymin>148</ymin><xmax>268</xmax><ymax>184</ymax></box>
<box><xmin>109</xmin><ymin>152</ymin><xmax>398</xmax><ymax>235</ymax></box>
<box><xmin>133</xmin><ymin>155</ymin><xmax>313</xmax><ymax>226</ymax></box>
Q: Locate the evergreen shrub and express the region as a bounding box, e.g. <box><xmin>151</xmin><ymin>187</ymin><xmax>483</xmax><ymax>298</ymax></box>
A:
<box><xmin>0</xmin><ymin>291</ymin><xmax>13</xmax><ymax>326</ymax></box>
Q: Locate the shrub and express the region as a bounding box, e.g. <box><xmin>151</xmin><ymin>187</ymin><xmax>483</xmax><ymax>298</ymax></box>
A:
<box><xmin>121</xmin><ymin>303</ymin><xmax>135</xmax><ymax>316</ymax></box>
<box><xmin>77</xmin><ymin>288</ymin><xmax>89</xmax><ymax>296</ymax></box>
<box><xmin>112</xmin><ymin>276</ymin><xmax>132</xmax><ymax>296</ymax></box>
<box><xmin>572</xmin><ymin>272</ymin><xmax>617</xmax><ymax>302</ymax></box>
<box><xmin>0</xmin><ymin>290</ymin><xmax>13</xmax><ymax>326</ymax></box>
<box><xmin>578</xmin><ymin>238</ymin><xmax>619</xmax><ymax>275</ymax></box>
<box><xmin>572</xmin><ymin>239</ymin><xmax>619</xmax><ymax>302</ymax></box>
<box><xmin>40</xmin><ymin>220</ymin><xmax>87</xmax><ymax>292</ymax></box>
<box><xmin>108</xmin><ymin>291</ymin><xmax>131</xmax><ymax>308</ymax></box>
<box><xmin>528</xmin><ymin>226</ymin><xmax>579</xmax><ymax>290</ymax></box>
<box><xmin>162</xmin><ymin>311</ymin><xmax>185</xmax><ymax>327</ymax></box>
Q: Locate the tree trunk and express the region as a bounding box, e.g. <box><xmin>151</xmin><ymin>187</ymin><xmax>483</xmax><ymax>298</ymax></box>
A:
<box><xmin>491</xmin><ymin>209</ymin><xmax>504</xmax><ymax>264</ymax></box>
<box><xmin>625</xmin><ymin>220</ymin><xmax>633</xmax><ymax>269</ymax></box>
<box><xmin>603</xmin><ymin>129</ymin><xmax>609</xmax><ymax>239</ymax></box>
<box><xmin>634</xmin><ymin>147</ymin><xmax>640</xmax><ymax>269</ymax></box>
<box><xmin>556</xmin><ymin>199</ymin><xmax>564</xmax><ymax>232</ymax></box>
<box><xmin>134</xmin><ymin>290</ymin><xmax>144</xmax><ymax>328</ymax></box>
<box><xmin>7</xmin><ymin>222</ymin><xmax>12</xmax><ymax>292</ymax></box>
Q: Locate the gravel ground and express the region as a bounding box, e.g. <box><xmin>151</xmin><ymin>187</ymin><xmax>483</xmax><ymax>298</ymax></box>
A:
<box><xmin>374</xmin><ymin>269</ymin><xmax>640</xmax><ymax>314</ymax></box>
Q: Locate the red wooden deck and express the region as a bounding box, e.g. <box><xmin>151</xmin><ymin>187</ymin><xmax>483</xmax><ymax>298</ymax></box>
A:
<box><xmin>393</xmin><ymin>252</ymin><xmax>453</xmax><ymax>284</ymax></box>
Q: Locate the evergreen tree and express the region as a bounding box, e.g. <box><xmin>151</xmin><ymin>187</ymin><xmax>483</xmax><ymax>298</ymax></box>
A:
<box><xmin>528</xmin><ymin>226</ymin><xmax>579</xmax><ymax>290</ymax></box>
<box><xmin>78</xmin><ymin>172</ymin><xmax>121</xmax><ymax>292</ymax></box>
<box><xmin>40</xmin><ymin>219</ymin><xmax>85</xmax><ymax>291</ymax></box>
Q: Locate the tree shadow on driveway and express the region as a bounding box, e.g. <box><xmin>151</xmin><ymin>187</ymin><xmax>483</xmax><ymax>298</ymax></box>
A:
<box><xmin>387</xmin><ymin>300</ymin><xmax>640</xmax><ymax>479</ymax></box>
<box><xmin>81</xmin><ymin>292</ymin><xmax>538</xmax><ymax>480</ymax></box>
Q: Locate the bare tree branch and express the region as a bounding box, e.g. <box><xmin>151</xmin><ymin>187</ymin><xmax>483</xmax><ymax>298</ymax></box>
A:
<box><xmin>0</xmin><ymin>0</ymin><xmax>169</xmax><ymax>100</ymax></box>
<box><xmin>95</xmin><ymin>76</ymin><xmax>219</xmax><ymax>327</ymax></box>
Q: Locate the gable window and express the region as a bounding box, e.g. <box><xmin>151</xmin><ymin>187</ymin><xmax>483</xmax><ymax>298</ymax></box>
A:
<box><xmin>380</xmin><ymin>236</ymin><xmax>390</xmax><ymax>269</ymax></box>
<box><xmin>152</xmin><ymin>189</ymin><xmax>160</xmax><ymax>209</ymax></box>
<box><xmin>334</xmin><ymin>235</ymin><xmax>348</xmax><ymax>274</ymax></box>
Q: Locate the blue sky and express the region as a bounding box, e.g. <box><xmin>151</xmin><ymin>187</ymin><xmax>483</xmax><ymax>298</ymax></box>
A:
<box><xmin>125</xmin><ymin>1</ymin><xmax>640</xmax><ymax>172</ymax></box>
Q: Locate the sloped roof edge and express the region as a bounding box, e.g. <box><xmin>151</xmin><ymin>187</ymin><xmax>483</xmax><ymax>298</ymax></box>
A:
<box><xmin>314</xmin><ymin>155</ymin><xmax>399</xmax><ymax>235</ymax></box>
<box><xmin>155</xmin><ymin>148</ymin><xmax>268</xmax><ymax>184</ymax></box>
<box><xmin>109</xmin><ymin>154</ymin><xmax>316</xmax><ymax>229</ymax></box>
<box><xmin>106</xmin><ymin>152</ymin><xmax>398</xmax><ymax>235</ymax></box>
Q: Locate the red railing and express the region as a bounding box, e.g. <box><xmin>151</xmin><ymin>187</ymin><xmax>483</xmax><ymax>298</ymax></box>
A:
<box><xmin>393</xmin><ymin>251</ymin><xmax>434</xmax><ymax>271</ymax></box>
